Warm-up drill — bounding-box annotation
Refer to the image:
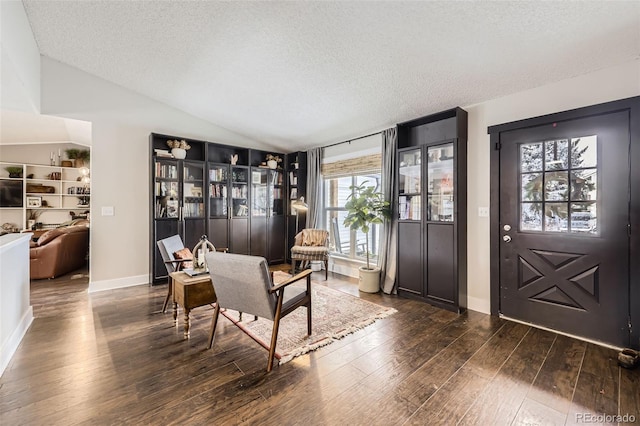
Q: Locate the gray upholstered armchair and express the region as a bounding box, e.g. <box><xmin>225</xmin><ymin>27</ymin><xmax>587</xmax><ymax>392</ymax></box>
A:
<box><xmin>205</xmin><ymin>251</ymin><xmax>312</xmax><ymax>372</ymax></box>
<box><xmin>290</xmin><ymin>229</ymin><xmax>329</xmax><ymax>280</ymax></box>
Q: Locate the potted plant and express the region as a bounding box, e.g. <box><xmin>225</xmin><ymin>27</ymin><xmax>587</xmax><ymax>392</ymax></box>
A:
<box><xmin>65</xmin><ymin>149</ymin><xmax>90</xmax><ymax>167</ymax></box>
<box><xmin>5</xmin><ymin>166</ymin><xmax>23</xmax><ymax>178</ymax></box>
<box><xmin>265</xmin><ymin>154</ymin><xmax>282</xmax><ymax>169</ymax></box>
<box><xmin>343</xmin><ymin>181</ymin><xmax>391</xmax><ymax>293</ymax></box>
<box><xmin>166</xmin><ymin>139</ymin><xmax>191</xmax><ymax>159</ymax></box>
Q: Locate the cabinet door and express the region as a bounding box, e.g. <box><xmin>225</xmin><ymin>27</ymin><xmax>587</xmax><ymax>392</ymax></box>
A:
<box><xmin>398</xmin><ymin>148</ymin><xmax>422</xmax><ymax>221</ymax></box>
<box><xmin>230</xmin><ymin>218</ymin><xmax>249</xmax><ymax>254</ymax></box>
<box><xmin>208</xmin><ymin>163</ymin><xmax>229</xmax><ymax>219</ymax></box>
<box><xmin>426</xmin><ymin>223</ymin><xmax>455</xmax><ymax>303</ymax></box>
<box><xmin>250</xmin><ymin>217</ymin><xmax>267</xmax><ymax>258</ymax></box>
<box><xmin>182</xmin><ymin>161</ymin><xmax>205</xmax><ymax>219</ymax></box>
<box><xmin>208</xmin><ymin>218</ymin><xmax>229</xmax><ymax>250</ymax></box>
<box><xmin>268</xmin><ymin>216</ymin><xmax>285</xmax><ymax>263</ymax></box>
<box><xmin>427</xmin><ymin>143</ymin><xmax>455</xmax><ymax>222</ymax></box>
<box><xmin>397</xmin><ymin>221</ymin><xmax>423</xmax><ymax>295</ymax></box>
<box><xmin>183</xmin><ymin>218</ymin><xmax>206</xmax><ymax>250</ymax></box>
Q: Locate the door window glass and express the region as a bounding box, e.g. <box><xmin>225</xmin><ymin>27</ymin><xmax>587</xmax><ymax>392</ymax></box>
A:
<box><xmin>519</xmin><ymin>136</ymin><xmax>598</xmax><ymax>235</ymax></box>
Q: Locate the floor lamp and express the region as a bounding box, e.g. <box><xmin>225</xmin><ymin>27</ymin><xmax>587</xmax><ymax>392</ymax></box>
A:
<box><xmin>291</xmin><ymin>196</ymin><xmax>308</xmax><ymax>234</ymax></box>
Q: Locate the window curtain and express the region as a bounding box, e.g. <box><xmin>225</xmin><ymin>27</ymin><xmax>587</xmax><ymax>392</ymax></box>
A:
<box><xmin>306</xmin><ymin>147</ymin><xmax>323</xmax><ymax>229</ymax></box>
<box><xmin>379</xmin><ymin>127</ymin><xmax>398</xmax><ymax>294</ymax></box>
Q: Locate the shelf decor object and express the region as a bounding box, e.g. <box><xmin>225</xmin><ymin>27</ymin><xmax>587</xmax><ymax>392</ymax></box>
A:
<box><xmin>167</xmin><ymin>139</ymin><xmax>191</xmax><ymax>159</ymax></box>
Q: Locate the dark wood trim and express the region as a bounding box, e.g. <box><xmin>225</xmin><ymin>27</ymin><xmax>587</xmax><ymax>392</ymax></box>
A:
<box><xmin>629</xmin><ymin>97</ymin><xmax>640</xmax><ymax>349</ymax></box>
<box><xmin>489</xmin><ymin>131</ymin><xmax>501</xmax><ymax>316</ymax></box>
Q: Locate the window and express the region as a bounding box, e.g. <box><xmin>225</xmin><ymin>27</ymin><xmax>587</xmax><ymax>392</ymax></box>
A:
<box><xmin>519</xmin><ymin>136</ymin><xmax>598</xmax><ymax>234</ymax></box>
<box><xmin>324</xmin><ymin>173</ymin><xmax>382</xmax><ymax>261</ymax></box>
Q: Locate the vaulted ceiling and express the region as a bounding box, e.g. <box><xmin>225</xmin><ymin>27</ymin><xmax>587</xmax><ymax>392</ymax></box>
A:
<box><xmin>22</xmin><ymin>1</ymin><xmax>640</xmax><ymax>151</ymax></box>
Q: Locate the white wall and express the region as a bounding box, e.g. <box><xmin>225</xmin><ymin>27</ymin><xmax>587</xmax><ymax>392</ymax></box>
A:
<box><xmin>0</xmin><ymin>1</ymin><xmax>40</xmax><ymax>113</ymax></box>
<box><xmin>0</xmin><ymin>233</ymin><xmax>33</xmax><ymax>376</ymax></box>
<box><xmin>464</xmin><ymin>59</ymin><xmax>640</xmax><ymax>313</ymax></box>
<box><xmin>40</xmin><ymin>58</ymin><xmax>271</xmax><ymax>291</ymax></box>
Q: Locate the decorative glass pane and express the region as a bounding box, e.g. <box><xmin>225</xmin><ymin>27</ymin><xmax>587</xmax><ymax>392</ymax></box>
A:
<box><xmin>399</xmin><ymin>195</ymin><xmax>421</xmax><ymax>220</ymax></box>
<box><xmin>251</xmin><ymin>170</ymin><xmax>267</xmax><ymax>217</ymax></box>
<box><xmin>544</xmin><ymin>171</ymin><xmax>568</xmax><ymax>201</ymax></box>
<box><xmin>571</xmin><ymin>135</ymin><xmax>597</xmax><ymax>168</ymax></box>
<box><xmin>521</xmin><ymin>173</ymin><xmax>542</xmax><ymax>202</ymax></box>
<box><xmin>570</xmin><ymin>169</ymin><xmax>597</xmax><ymax>201</ymax></box>
<box><xmin>427</xmin><ymin>143</ymin><xmax>454</xmax><ymax>222</ymax></box>
<box><xmin>545</xmin><ymin>139</ymin><xmax>568</xmax><ymax>170</ymax></box>
<box><xmin>399</xmin><ymin>149</ymin><xmax>421</xmax><ymax>195</ymax></box>
<box><xmin>545</xmin><ymin>203</ymin><xmax>568</xmax><ymax>232</ymax></box>
<box><xmin>570</xmin><ymin>203</ymin><xmax>597</xmax><ymax>234</ymax></box>
<box><xmin>520</xmin><ymin>142</ymin><xmax>543</xmax><ymax>172</ymax></box>
<box><xmin>521</xmin><ymin>203</ymin><xmax>542</xmax><ymax>231</ymax></box>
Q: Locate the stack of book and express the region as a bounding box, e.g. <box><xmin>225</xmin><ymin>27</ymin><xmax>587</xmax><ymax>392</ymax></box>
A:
<box><xmin>155</xmin><ymin>149</ymin><xmax>173</xmax><ymax>158</ymax></box>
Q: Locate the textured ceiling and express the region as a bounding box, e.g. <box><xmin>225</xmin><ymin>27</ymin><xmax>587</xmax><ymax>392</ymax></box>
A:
<box><xmin>22</xmin><ymin>1</ymin><xmax>640</xmax><ymax>152</ymax></box>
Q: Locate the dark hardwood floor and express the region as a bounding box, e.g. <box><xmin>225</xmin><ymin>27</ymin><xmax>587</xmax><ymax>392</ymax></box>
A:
<box><xmin>1</xmin><ymin>266</ymin><xmax>638</xmax><ymax>425</ymax></box>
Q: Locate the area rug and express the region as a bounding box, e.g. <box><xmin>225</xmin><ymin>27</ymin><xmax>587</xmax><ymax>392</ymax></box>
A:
<box><xmin>220</xmin><ymin>271</ymin><xmax>397</xmax><ymax>365</ymax></box>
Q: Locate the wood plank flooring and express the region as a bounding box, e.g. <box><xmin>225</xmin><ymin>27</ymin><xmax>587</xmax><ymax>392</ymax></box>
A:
<box><xmin>1</xmin><ymin>267</ymin><xmax>638</xmax><ymax>425</ymax></box>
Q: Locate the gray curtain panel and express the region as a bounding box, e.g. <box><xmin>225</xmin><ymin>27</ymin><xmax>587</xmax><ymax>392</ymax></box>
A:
<box><xmin>380</xmin><ymin>127</ymin><xmax>398</xmax><ymax>294</ymax></box>
<box><xmin>306</xmin><ymin>147</ymin><xmax>323</xmax><ymax>229</ymax></box>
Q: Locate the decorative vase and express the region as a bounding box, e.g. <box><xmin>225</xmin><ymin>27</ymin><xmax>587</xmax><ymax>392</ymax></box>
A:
<box><xmin>172</xmin><ymin>148</ymin><xmax>187</xmax><ymax>159</ymax></box>
<box><xmin>267</xmin><ymin>160</ymin><xmax>277</xmax><ymax>169</ymax></box>
<box><xmin>27</xmin><ymin>220</ymin><xmax>35</xmax><ymax>230</ymax></box>
<box><xmin>358</xmin><ymin>267</ymin><xmax>380</xmax><ymax>293</ymax></box>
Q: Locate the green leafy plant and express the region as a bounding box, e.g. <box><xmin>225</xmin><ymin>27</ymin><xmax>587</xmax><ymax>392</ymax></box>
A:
<box><xmin>76</xmin><ymin>150</ymin><xmax>90</xmax><ymax>161</ymax></box>
<box><xmin>65</xmin><ymin>149</ymin><xmax>81</xmax><ymax>159</ymax></box>
<box><xmin>5</xmin><ymin>166</ymin><xmax>23</xmax><ymax>177</ymax></box>
<box><xmin>343</xmin><ymin>181</ymin><xmax>391</xmax><ymax>270</ymax></box>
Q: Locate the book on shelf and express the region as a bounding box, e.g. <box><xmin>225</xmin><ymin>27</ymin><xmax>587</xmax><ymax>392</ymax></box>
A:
<box><xmin>154</xmin><ymin>149</ymin><xmax>174</xmax><ymax>158</ymax></box>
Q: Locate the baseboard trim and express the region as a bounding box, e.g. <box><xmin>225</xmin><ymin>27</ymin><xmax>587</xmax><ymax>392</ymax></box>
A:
<box><xmin>88</xmin><ymin>274</ymin><xmax>149</xmax><ymax>293</ymax></box>
<box><xmin>1</xmin><ymin>306</ymin><xmax>33</xmax><ymax>377</ymax></box>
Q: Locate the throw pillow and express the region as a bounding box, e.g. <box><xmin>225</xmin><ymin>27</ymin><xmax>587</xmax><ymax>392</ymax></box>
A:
<box><xmin>37</xmin><ymin>228</ymin><xmax>66</xmax><ymax>246</ymax></box>
<box><xmin>173</xmin><ymin>248</ymin><xmax>193</xmax><ymax>270</ymax></box>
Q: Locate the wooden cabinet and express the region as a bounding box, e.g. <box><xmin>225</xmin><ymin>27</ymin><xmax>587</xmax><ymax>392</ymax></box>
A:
<box><xmin>150</xmin><ymin>134</ymin><xmax>207</xmax><ymax>283</ymax></box>
<box><xmin>396</xmin><ymin>108</ymin><xmax>468</xmax><ymax>312</ymax></box>
<box><xmin>150</xmin><ymin>133</ymin><xmax>288</xmax><ymax>283</ymax></box>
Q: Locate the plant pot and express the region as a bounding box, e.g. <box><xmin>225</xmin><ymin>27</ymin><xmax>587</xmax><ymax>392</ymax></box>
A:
<box><xmin>27</xmin><ymin>220</ymin><xmax>35</xmax><ymax>230</ymax></box>
<box><xmin>8</xmin><ymin>173</ymin><xmax>22</xmax><ymax>178</ymax></box>
<box><xmin>171</xmin><ymin>148</ymin><xmax>187</xmax><ymax>159</ymax></box>
<box><xmin>358</xmin><ymin>266</ymin><xmax>380</xmax><ymax>293</ymax></box>
<box><xmin>267</xmin><ymin>159</ymin><xmax>277</xmax><ymax>169</ymax></box>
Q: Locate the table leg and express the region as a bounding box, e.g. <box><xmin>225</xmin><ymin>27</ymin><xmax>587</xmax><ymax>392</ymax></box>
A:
<box><xmin>184</xmin><ymin>307</ymin><xmax>191</xmax><ymax>338</ymax></box>
<box><xmin>173</xmin><ymin>301</ymin><xmax>178</xmax><ymax>322</ymax></box>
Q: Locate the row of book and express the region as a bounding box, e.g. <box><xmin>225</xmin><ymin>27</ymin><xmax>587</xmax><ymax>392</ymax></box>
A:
<box><xmin>155</xmin><ymin>163</ymin><xmax>178</xmax><ymax>179</ymax></box>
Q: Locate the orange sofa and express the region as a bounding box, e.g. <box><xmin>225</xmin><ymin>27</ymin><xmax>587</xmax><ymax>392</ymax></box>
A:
<box><xmin>29</xmin><ymin>225</ymin><xmax>89</xmax><ymax>279</ymax></box>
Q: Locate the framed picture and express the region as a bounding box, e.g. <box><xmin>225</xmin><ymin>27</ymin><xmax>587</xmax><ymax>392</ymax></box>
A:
<box><xmin>27</xmin><ymin>196</ymin><xmax>42</xmax><ymax>208</ymax></box>
<box><xmin>252</xmin><ymin>171</ymin><xmax>262</xmax><ymax>185</ymax></box>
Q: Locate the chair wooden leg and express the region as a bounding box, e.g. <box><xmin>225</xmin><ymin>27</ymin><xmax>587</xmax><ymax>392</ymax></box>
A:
<box><xmin>208</xmin><ymin>303</ymin><xmax>220</xmax><ymax>349</ymax></box>
<box><xmin>324</xmin><ymin>259</ymin><xmax>328</xmax><ymax>280</ymax></box>
<box><xmin>290</xmin><ymin>260</ymin><xmax>297</xmax><ymax>275</ymax></box>
<box><xmin>162</xmin><ymin>276</ymin><xmax>173</xmax><ymax>313</ymax></box>
<box><xmin>267</xmin><ymin>292</ymin><xmax>285</xmax><ymax>372</ymax></box>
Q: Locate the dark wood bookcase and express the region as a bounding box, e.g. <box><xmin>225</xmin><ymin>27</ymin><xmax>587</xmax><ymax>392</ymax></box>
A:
<box><xmin>149</xmin><ymin>133</ymin><xmax>293</xmax><ymax>283</ymax></box>
<box><xmin>396</xmin><ymin>108</ymin><xmax>468</xmax><ymax>312</ymax></box>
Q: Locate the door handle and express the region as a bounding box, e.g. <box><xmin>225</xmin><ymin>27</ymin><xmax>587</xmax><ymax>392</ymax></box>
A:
<box><xmin>503</xmin><ymin>235</ymin><xmax>512</xmax><ymax>243</ymax></box>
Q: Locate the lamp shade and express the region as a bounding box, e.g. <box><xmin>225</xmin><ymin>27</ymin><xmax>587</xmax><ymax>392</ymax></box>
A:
<box><xmin>291</xmin><ymin>196</ymin><xmax>308</xmax><ymax>212</ymax></box>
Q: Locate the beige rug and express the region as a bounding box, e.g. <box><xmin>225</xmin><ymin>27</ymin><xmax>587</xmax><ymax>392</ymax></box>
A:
<box><xmin>220</xmin><ymin>271</ymin><xmax>397</xmax><ymax>365</ymax></box>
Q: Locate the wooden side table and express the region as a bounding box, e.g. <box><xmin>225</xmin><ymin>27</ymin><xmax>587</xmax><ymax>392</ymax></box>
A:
<box><xmin>169</xmin><ymin>271</ymin><xmax>217</xmax><ymax>338</ymax></box>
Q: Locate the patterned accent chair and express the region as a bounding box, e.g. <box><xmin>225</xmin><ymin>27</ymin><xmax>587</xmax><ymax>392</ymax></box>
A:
<box><xmin>290</xmin><ymin>229</ymin><xmax>329</xmax><ymax>280</ymax></box>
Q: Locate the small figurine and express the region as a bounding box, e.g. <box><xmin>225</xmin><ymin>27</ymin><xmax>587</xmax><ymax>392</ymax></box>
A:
<box><xmin>230</xmin><ymin>154</ymin><xmax>238</xmax><ymax>165</ymax></box>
